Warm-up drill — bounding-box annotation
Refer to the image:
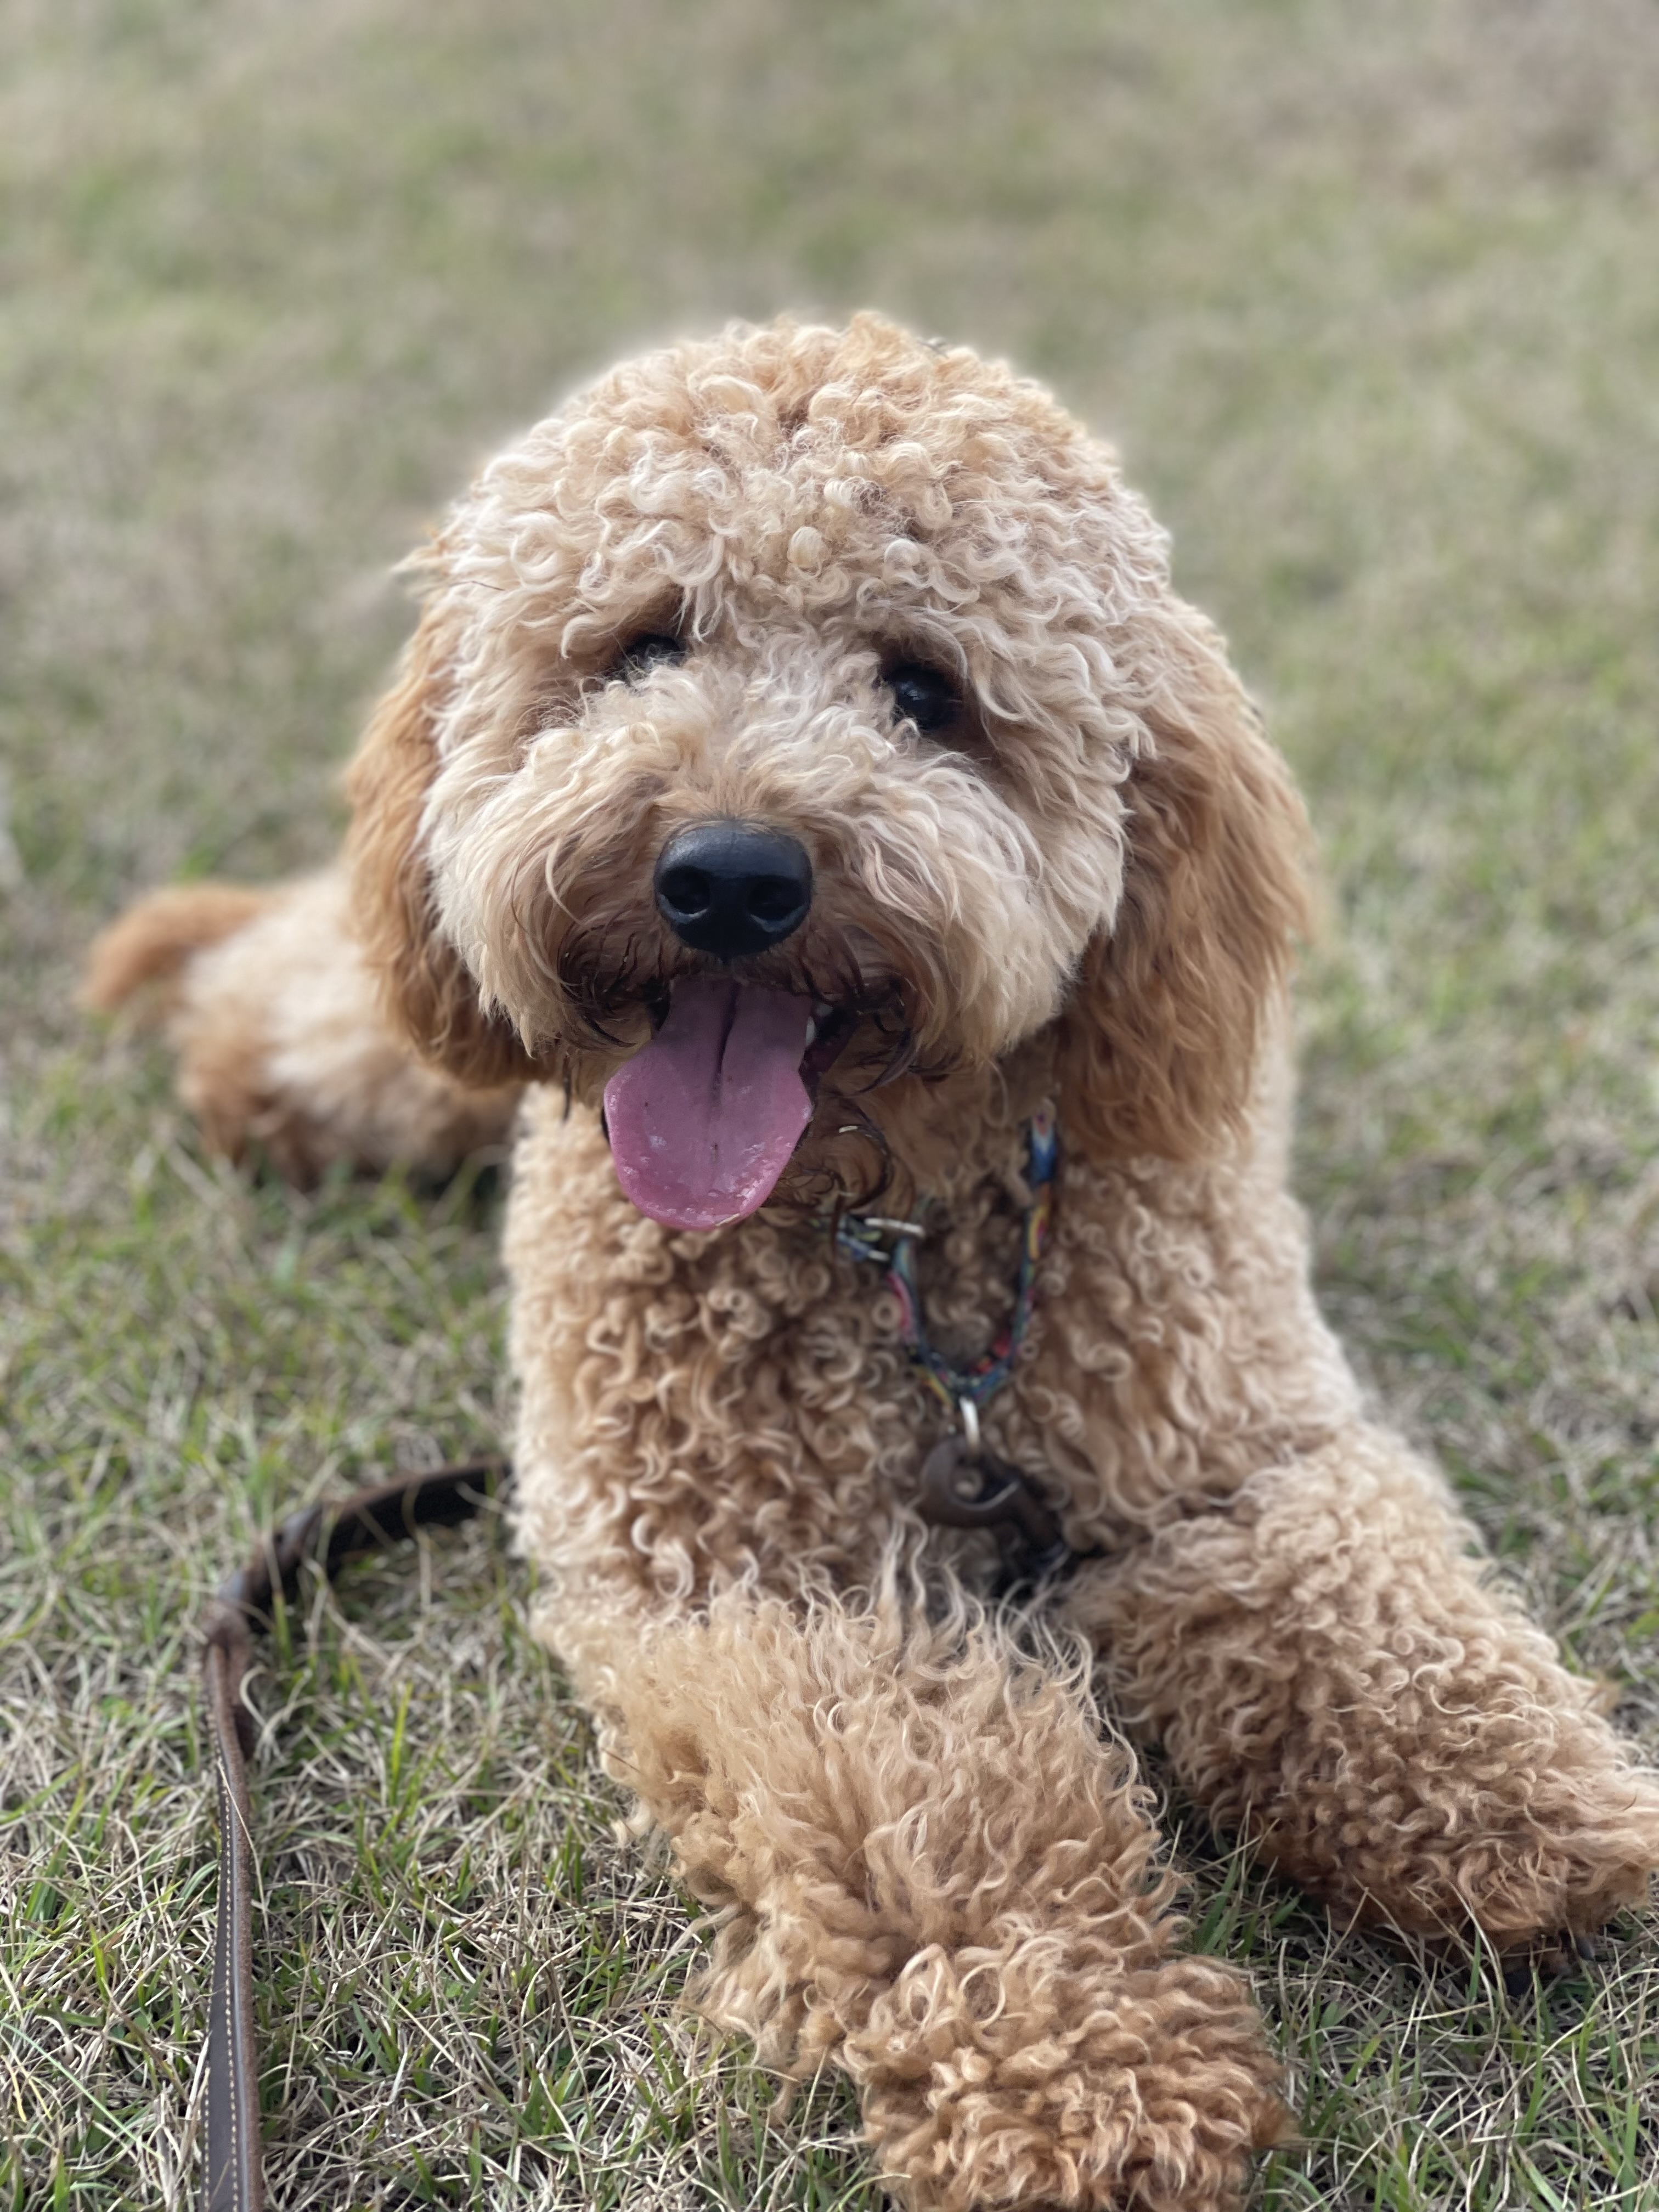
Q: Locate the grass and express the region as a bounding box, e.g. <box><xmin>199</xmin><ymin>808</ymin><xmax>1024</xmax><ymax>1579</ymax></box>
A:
<box><xmin>4</xmin><ymin>0</ymin><xmax>1659</xmax><ymax>2203</ymax></box>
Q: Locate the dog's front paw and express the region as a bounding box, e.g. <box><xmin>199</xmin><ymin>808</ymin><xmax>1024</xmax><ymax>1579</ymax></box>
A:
<box><xmin>848</xmin><ymin>1944</ymin><xmax>1289</xmax><ymax>2212</ymax></box>
<box><xmin>1424</xmin><ymin>1754</ymin><xmax>1659</xmax><ymax>1951</ymax></box>
<box><xmin>1242</xmin><ymin>1718</ymin><xmax>1659</xmax><ymax>1955</ymax></box>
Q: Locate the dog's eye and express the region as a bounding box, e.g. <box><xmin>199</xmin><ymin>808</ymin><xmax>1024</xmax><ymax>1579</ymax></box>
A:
<box><xmin>885</xmin><ymin>659</ymin><xmax>961</xmax><ymax>737</ymax></box>
<box><xmin>611</xmin><ymin>633</ymin><xmax>687</xmax><ymax>684</ymax></box>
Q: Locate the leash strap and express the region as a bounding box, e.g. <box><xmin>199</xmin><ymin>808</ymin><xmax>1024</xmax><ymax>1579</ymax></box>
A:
<box><xmin>198</xmin><ymin>1458</ymin><xmax>506</xmax><ymax>2212</ymax></box>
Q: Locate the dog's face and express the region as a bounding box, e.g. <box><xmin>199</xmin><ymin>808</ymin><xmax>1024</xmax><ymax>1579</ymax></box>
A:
<box><xmin>349</xmin><ymin>315</ymin><xmax>1307</xmax><ymax>1227</ymax></box>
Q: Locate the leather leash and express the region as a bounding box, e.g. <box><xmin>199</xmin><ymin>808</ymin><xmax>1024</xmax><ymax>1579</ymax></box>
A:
<box><xmin>198</xmin><ymin>1458</ymin><xmax>506</xmax><ymax>2212</ymax></box>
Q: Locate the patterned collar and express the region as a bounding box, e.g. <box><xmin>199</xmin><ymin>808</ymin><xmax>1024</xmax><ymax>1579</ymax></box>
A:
<box><xmin>833</xmin><ymin>1109</ymin><xmax>1059</xmax><ymax>1424</ymax></box>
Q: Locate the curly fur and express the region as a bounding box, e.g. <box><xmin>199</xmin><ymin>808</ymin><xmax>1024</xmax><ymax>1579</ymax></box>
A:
<box><xmin>88</xmin><ymin>314</ymin><xmax>1659</xmax><ymax>2209</ymax></box>
<box><xmin>87</xmin><ymin>870</ymin><xmax>520</xmax><ymax>1181</ymax></box>
<box><xmin>574</xmin><ymin>1589</ymin><xmax>1288</xmax><ymax>2211</ymax></box>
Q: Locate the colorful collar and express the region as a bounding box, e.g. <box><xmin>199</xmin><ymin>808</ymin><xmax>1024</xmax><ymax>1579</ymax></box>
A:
<box><xmin>834</xmin><ymin>1108</ymin><xmax>1058</xmax><ymax>1422</ymax></box>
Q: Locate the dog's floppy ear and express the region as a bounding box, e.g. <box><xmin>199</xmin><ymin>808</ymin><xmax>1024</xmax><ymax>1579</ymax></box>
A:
<box><xmin>1054</xmin><ymin>641</ymin><xmax>1310</xmax><ymax>1162</ymax></box>
<box><xmin>345</xmin><ymin>605</ymin><xmax>538</xmax><ymax>1087</ymax></box>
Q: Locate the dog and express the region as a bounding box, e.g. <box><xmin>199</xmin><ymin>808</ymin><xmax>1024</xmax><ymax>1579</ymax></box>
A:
<box><xmin>88</xmin><ymin>313</ymin><xmax>1659</xmax><ymax>2211</ymax></box>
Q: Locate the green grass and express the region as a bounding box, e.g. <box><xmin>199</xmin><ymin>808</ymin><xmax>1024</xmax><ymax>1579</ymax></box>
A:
<box><xmin>5</xmin><ymin>0</ymin><xmax>1659</xmax><ymax>2203</ymax></box>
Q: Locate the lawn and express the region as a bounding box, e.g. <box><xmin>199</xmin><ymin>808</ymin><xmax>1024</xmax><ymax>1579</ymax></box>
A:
<box><xmin>4</xmin><ymin>1</ymin><xmax>1659</xmax><ymax>2205</ymax></box>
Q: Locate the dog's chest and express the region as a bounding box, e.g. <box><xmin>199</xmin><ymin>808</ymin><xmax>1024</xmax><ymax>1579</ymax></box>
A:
<box><xmin>508</xmin><ymin>1093</ymin><xmax>1335</xmax><ymax>1598</ymax></box>
<box><xmin>512</xmin><ymin>1098</ymin><xmax>1112</xmax><ymax>1593</ymax></box>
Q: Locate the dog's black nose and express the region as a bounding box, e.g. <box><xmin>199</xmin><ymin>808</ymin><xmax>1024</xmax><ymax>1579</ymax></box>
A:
<box><xmin>653</xmin><ymin>820</ymin><xmax>813</xmax><ymax>961</ymax></box>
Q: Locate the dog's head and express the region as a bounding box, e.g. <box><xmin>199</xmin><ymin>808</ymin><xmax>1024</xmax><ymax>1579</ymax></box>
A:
<box><xmin>348</xmin><ymin>314</ymin><xmax>1308</xmax><ymax>1228</ymax></box>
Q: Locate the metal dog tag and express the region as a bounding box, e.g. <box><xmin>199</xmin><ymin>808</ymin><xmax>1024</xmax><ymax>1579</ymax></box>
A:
<box><xmin>917</xmin><ymin>1432</ymin><xmax>1077</xmax><ymax>1588</ymax></box>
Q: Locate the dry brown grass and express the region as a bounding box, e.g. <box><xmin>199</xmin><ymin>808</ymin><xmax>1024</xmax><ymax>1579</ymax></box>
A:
<box><xmin>5</xmin><ymin>1</ymin><xmax>1659</xmax><ymax>2204</ymax></box>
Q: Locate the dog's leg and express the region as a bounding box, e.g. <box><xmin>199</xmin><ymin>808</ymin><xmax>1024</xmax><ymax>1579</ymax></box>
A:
<box><xmin>558</xmin><ymin>1588</ymin><xmax>1287</xmax><ymax>2212</ymax></box>
<box><xmin>84</xmin><ymin>867</ymin><xmax>521</xmax><ymax>1182</ymax></box>
<box><xmin>1068</xmin><ymin>1426</ymin><xmax>1659</xmax><ymax>1951</ymax></box>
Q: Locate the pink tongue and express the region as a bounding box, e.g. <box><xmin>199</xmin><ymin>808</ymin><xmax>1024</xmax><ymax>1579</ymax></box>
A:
<box><xmin>603</xmin><ymin>977</ymin><xmax>814</xmax><ymax>1230</ymax></box>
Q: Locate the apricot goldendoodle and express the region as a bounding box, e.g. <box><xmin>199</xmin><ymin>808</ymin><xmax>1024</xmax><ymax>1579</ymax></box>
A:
<box><xmin>89</xmin><ymin>315</ymin><xmax>1659</xmax><ymax>2210</ymax></box>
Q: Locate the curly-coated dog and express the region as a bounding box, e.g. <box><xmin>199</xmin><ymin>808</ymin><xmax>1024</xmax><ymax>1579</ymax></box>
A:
<box><xmin>89</xmin><ymin>315</ymin><xmax>1659</xmax><ymax>2210</ymax></box>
